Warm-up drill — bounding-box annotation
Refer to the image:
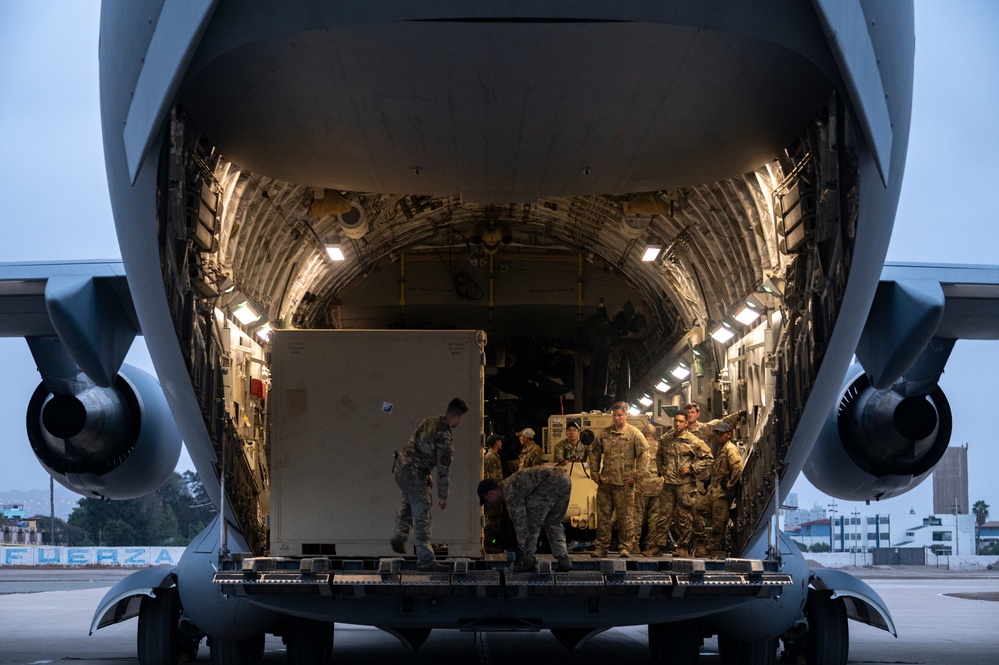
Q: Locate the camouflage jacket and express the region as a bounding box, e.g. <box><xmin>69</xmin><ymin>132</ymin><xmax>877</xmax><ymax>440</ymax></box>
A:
<box><xmin>501</xmin><ymin>466</ymin><xmax>571</xmax><ymax>536</ymax></box>
<box><xmin>483</xmin><ymin>449</ymin><xmax>504</xmax><ymax>483</ymax></box>
<box><xmin>706</xmin><ymin>441</ymin><xmax>743</xmax><ymax>499</ymax></box>
<box><xmin>398</xmin><ymin>415</ymin><xmax>454</xmax><ymax>501</ymax></box>
<box><xmin>518</xmin><ymin>441</ymin><xmax>544</xmax><ymax>470</ymax></box>
<box><xmin>656</xmin><ymin>430</ymin><xmax>712</xmax><ymax>485</ymax></box>
<box><xmin>553</xmin><ymin>436</ymin><xmax>585</xmax><ymax>464</ymax></box>
<box><xmin>588</xmin><ymin>423</ymin><xmax>647</xmax><ymax>485</ymax></box>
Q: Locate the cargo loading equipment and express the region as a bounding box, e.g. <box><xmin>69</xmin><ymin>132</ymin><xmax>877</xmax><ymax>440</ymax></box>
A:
<box><xmin>214</xmin><ymin>554</ymin><xmax>791</xmax><ymax>643</ymax></box>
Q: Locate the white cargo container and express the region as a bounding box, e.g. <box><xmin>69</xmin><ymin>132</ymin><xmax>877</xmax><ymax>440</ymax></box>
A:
<box><xmin>269</xmin><ymin>329</ymin><xmax>485</xmax><ymax>558</ymax></box>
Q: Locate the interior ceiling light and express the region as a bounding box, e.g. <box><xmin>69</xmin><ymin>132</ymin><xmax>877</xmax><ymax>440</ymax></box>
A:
<box><xmin>671</xmin><ymin>362</ymin><xmax>690</xmax><ymax>380</ymax></box>
<box><xmin>233</xmin><ymin>302</ymin><xmax>260</xmax><ymax>325</ymax></box>
<box><xmin>638</xmin><ymin>393</ymin><xmax>654</xmax><ymax>407</ymax></box>
<box><xmin>256</xmin><ymin>323</ymin><xmax>272</xmax><ymax>342</ymax></box>
<box><xmin>641</xmin><ymin>245</ymin><xmax>662</xmax><ymax>262</ymax></box>
<box><xmin>762</xmin><ymin>276</ymin><xmax>784</xmax><ymax>298</ymax></box>
<box><xmin>326</xmin><ymin>244</ymin><xmax>346</xmax><ymax>261</ymax></box>
<box><xmin>628</xmin><ymin>404</ymin><xmax>642</xmax><ymax>416</ymax></box>
<box><xmin>654</xmin><ymin>378</ymin><xmax>670</xmax><ymax>392</ymax></box>
<box><xmin>711</xmin><ymin>322</ymin><xmax>736</xmax><ymax>343</ymax></box>
<box><xmin>735</xmin><ymin>297</ymin><xmax>764</xmax><ymax>325</ymax></box>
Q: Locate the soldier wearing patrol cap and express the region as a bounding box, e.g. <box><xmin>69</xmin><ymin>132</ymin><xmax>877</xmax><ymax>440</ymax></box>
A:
<box><xmin>553</xmin><ymin>420</ymin><xmax>585</xmax><ymax>467</ymax></box>
<box><xmin>516</xmin><ymin>428</ymin><xmax>543</xmax><ymax>470</ymax></box>
<box><xmin>693</xmin><ymin>421</ymin><xmax>744</xmax><ymax>557</ymax></box>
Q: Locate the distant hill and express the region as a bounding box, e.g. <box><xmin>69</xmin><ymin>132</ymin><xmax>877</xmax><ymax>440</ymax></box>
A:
<box><xmin>0</xmin><ymin>487</ymin><xmax>81</xmax><ymax>521</ymax></box>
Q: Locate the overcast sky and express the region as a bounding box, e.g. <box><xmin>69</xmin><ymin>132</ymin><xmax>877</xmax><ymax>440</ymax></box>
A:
<box><xmin>1</xmin><ymin>2</ymin><xmax>997</xmax><ymax>520</ymax></box>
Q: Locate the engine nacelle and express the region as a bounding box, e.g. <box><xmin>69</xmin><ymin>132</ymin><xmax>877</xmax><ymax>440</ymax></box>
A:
<box><xmin>803</xmin><ymin>363</ymin><xmax>951</xmax><ymax>502</ymax></box>
<box><xmin>26</xmin><ymin>364</ymin><xmax>183</xmax><ymax>499</ymax></box>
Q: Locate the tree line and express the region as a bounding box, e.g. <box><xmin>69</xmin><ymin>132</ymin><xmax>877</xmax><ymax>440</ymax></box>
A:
<box><xmin>28</xmin><ymin>471</ymin><xmax>215</xmax><ymax>547</ymax></box>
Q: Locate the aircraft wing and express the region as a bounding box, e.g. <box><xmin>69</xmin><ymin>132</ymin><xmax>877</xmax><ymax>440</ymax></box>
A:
<box><xmin>0</xmin><ymin>260</ymin><xmax>183</xmax><ymax>501</ymax></box>
<box><xmin>0</xmin><ymin>260</ymin><xmax>138</xmax><ymax>386</ymax></box>
<box><xmin>857</xmin><ymin>262</ymin><xmax>999</xmax><ymax>389</ymax></box>
<box><xmin>805</xmin><ymin>261</ymin><xmax>999</xmax><ymax>502</ymax></box>
<box><xmin>881</xmin><ymin>262</ymin><xmax>999</xmax><ymax>339</ymax></box>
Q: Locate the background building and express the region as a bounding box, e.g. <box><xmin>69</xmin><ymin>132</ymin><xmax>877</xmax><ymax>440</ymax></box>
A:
<box><xmin>933</xmin><ymin>445</ymin><xmax>969</xmax><ymax>514</ymax></box>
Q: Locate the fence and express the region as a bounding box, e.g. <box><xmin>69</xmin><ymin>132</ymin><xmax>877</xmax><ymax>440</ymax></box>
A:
<box><xmin>0</xmin><ymin>546</ymin><xmax>186</xmax><ymax>566</ymax></box>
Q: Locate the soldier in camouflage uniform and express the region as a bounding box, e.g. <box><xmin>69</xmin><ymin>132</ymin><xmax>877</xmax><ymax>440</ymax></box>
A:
<box><xmin>482</xmin><ymin>434</ymin><xmax>505</xmax><ymax>553</ymax></box>
<box><xmin>391</xmin><ymin>397</ymin><xmax>468</xmax><ymax>571</ymax></box>
<box><xmin>655</xmin><ymin>412</ymin><xmax>713</xmax><ymax>556</ymax></box>
<box><xmin>587</xmin><ymin>401</ymin><xmax>647</xmax><ymax>558</ymax></box>
<box><xmin>517</xmin><ymin>428</ymin><xmax>544</xmax><ymax>470</ymax></box>
<box><xmin>553</xmin><ymin>420</ymin><xmax>585</xmax><ymax>468</ymax></box>
<box><xmin>682</xmin><ymin>401</ymin><xmax>744</xmax><ymax>449</ymax></box>
<box><xmin>693</xmin><ymin>422</ymin><xmax>744</xmax><ymax>556</ymax></box>
<box><xmin>628</xmin><ymin>423</ymin><xmax>664</xmax><ymax>556</ymax></box>
<box><xmin>478</xmin><ymin>466</ymin><xmax>573</xmax><ymax>572</ymax></box>
<box><xmin>682</xmin><ymin>401</ymin><xmax>742</xmax><ymax>555</ymax></box>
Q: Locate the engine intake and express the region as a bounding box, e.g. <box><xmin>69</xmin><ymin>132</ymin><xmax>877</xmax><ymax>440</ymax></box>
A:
<box><xmin>804</xmin><ymin>366</ymin><xmax>951</xmax><ymax>501</ymax></box>
<box><xmin>26</xmin><ymin>364</ymin><xmax>183</xmax><ymax>500</ymax></box>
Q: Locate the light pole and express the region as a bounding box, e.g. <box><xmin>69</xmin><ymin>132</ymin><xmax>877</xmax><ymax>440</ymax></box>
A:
<box><xmin>827</xmin><ymin>501</ymin><xmax>838</xmax><ymax>552</ymax></box>
<box><xmin>952</xmin><ymin>500</ymin><xmax>960</xmax><ymax>557</ymax></box>
<box><xmin>851</xmin><ymin>509</ymin><xmax>861</xmax><ymax>564</ymax></box>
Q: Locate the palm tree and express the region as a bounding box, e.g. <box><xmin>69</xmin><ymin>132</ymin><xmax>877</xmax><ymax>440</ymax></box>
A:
<box><xmin>973</xmin><ymin>500</ymin><xmax>990</xmax><ymax>554</ymax></box>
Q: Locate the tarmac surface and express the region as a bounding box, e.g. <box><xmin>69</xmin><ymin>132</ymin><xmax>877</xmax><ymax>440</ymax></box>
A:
<box><xmin>1</xmin><ymin>565</ymin><xmax>997</xmax><ymax>664</ymax></box>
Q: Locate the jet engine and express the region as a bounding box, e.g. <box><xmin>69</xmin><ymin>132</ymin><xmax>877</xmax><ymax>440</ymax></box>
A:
<box><xmin>26</xmin><ymin>363</ymin><xmax>182</xmax><ymax>500</ymax></box>
<box><xmin>803</xmin><ymin>363</ymin><xmax>952</xmax><ymax>502</ymax></box>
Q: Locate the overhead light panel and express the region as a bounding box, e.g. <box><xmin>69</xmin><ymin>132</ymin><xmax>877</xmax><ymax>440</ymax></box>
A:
<box><xmin>256</xmin><ymin>323</ymin><xmax>272</xmax><ymax>342</ymax></box>
<box><xmin>734</xmin><ymin>295</ymin><xmax>765</xmax><ymax>325</ymax></box>
<box><xmin>233</xmin><ymin>302</ymin><xmax>260</xmax><ymax>325</ymax></box>
<box><xmin>670</xmin><ymin>362</ymin><xmax>690</xmax><ymax>380</ymax></box>
<box><xmin>642</xmin><ymin>245</ymin><xmax>662</xmax><ymax>262</ymax></box>
<box><xmin>654</xmin><ymin>378</ymin><xmax>670</xmax><ymax>392</ymax></box>
<box><xmin>711</xmin><ymin>322</ymin><xmax>736</xmax><ymax>343</ymax></box>
<box><xmin>638</xmin><ymin>393</ymin><xmax>653</xmax><ymax>407</ymax></box>
<box><xmin>326</xmin><ymin>244</ymin><xmax>346</xmax><ymax>261</ymax></box>
<box><xmin>762</xmin><ymin>276</ymin><xmax>784</xmax><ymax>298</ymax></box>
<box><xmin>628</xmin><ymin>404</ymin><xmax>642</xmax><ymax>416</ymax></box>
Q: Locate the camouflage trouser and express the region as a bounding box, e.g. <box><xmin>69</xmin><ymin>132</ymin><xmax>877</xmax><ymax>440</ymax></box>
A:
<box><xmin>690</xmin><ymin>491</ymin><xmax>710</xmax><ymax>552</ymax></box>
<box><xmin>483</xmin><ymin>502</ymin><xmax>503</xmax><ymax>549</ymax></box>
<box><xmin>705</xmin><ymin>493</ymin><xmax>735</xmax><ymax>553</ymax></box>
<box><xmin>518</xmin><ymin>472</ymin><xmax>571</xmax><ymax>559</ymax></box>
<box><xmin>393</xmin><ymin>464</ymin><xmax>435</xmax><ymax>567</ymax></box>
<box><xmin>628</xmin><ymin>493</ymin><xmax>662</xmax><ymax>552</ymax></box>
<box><xmin>659</xmin><ymin>482</ymin><xmax>698</xmax><ymax>553</ymax></box>
<box><xmin>595</xmin><ymin>483</ymin><xmax>634</xmax><ymax>552</ymax></box>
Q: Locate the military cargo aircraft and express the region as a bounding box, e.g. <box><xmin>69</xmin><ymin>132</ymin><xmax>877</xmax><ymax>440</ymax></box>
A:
<box><xmin>3</xmin><ymin>2</ymin><xmax>999</xmax><ymax>665</ymax></box>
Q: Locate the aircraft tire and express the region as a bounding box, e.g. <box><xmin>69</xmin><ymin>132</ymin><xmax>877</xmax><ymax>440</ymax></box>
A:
<box><xmin>285</xmin><ymin>618</ymin><xmax>333</xmax><ymax>664</ymax></box>
<box><xmin>137</xmin><ymin>588</ymin><xmax>181</xmax><ymax>665</ymax></box>
<box><xmin>735</xmin><ymin>636</ymin><xmax>778</xmax><ymax>665</ymax></box>
<box><xmin>209</xmin><ymin>635</ymin><xmax>257</xmax><ymax>665</ymax></box>
<box><xmin>648</xmin><ymin>621</ymin><xmax>700</xmax><ymax>665</ymax></box>
<box><xmin>803</xmin><ymin>592</ymin><xmax>848</xmax><ymax>665</ymax></box>
<box><xmin>717</xmin><ymin>634</ymin><xmax>737</xmax><ymax>663</ymax></box>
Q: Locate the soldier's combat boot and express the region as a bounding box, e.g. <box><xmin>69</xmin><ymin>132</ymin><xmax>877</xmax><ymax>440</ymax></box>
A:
<box><xmin>618</xmin><ymin>548</ymin><xmax>631</xmax><ymax>558</ymax></box>
<box><xmin>556</xmin><ymin>556</ymin><xmax>573</xmax><ymax>572</ymax></box>
<box><xmin>590</xmin><ymin>548</ymin><xmax>608</xmax><ymax>558</ymax></box>
<box><xmin>390</xmin><ymin>536</ymin><xmax>406</xmax><ymax>554</ymax></box>
<box><xmin>513</xmin><ymin>557</ymin><xmax>536</xmax><ymax>573</ymax></box>
<box><xmin>417</xmin><ymin>561</ymin><xmax>450</xmax><ymax>573</ymax></box>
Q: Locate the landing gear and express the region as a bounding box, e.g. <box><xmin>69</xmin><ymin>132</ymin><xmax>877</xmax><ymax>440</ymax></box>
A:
<box><xmin>649</xmin><ymin>620</ymin><xmax>701</xmax><ymax>665</ymax></box>
<box><xmin>802</xmin><ymin>592</ymin><xmax>848</xmax><ymax>665</ymax></box>
<box><xmin>717</xmin><ymin>633</ymin><xmax>778</xmax><ymax>665</ymax></box>
<box><xmin>209</xmin><ymin>633</ymin><xmax>264</xmax><ymax>665</ymax></box>
<box><xmin>137</xmin><ymin>586</ymin><xmax>201</xmax><ymax>665</ymax></box>
<box><xmin>284</xmin><ymin>618</ymin><xmax>334</xmax><ymax>665</ymax></box>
